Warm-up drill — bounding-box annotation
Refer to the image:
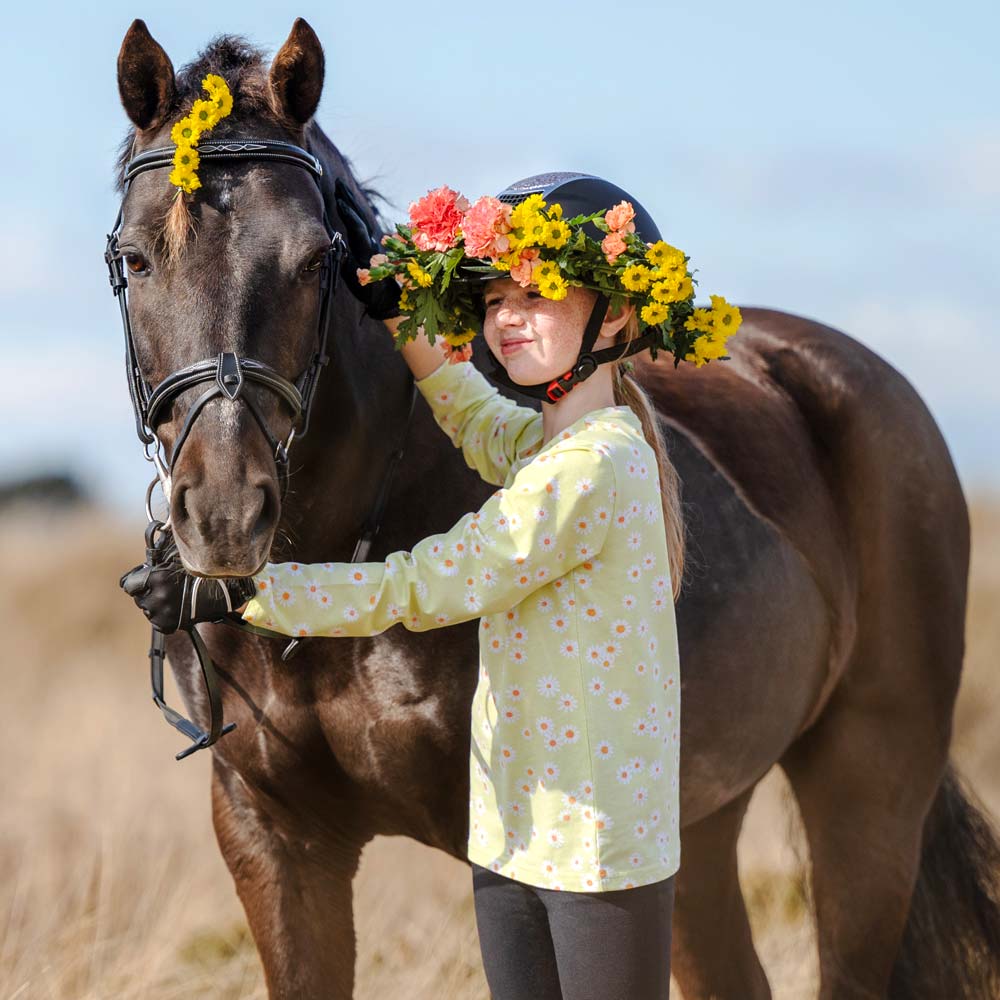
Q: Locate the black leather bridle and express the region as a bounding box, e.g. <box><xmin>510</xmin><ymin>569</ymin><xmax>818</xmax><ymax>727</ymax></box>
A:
<box><xmin>106</xmin><ymin>136</ymin><xmax>416</xmax><ymax>760</ymax></box>
<box><xmin>105</xmin><ymin>139</ymin><xmax>347</xmax><ymax>506</ymax></box>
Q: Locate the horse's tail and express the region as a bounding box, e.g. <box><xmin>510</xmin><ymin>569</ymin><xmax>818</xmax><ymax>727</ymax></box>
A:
<box><xmin>889</xmin><ymin>762</ymin><xmax>1000</xmax><ymax>999</ymax></box>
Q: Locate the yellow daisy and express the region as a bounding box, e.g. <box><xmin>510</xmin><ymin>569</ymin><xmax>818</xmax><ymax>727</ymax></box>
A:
<box><xmin>674</xmin><ymin>276</ymin><xmax>694</xmax><ymax>300</ymax></box>
<box><xmin>191</xmin><ymin>98</ymin><xmax>222</xmax><ymax>130</ymax></box>
<box><xmin>444</xmin><ymin>328</ymin><xmax>477</xmax><ymax>346</ymax></box>
<box><xmin>172</xmin><ymin>145</ymin><xmax>200</xmax><ymax>172</ymax></box>
<box><xmin>646</xmin><ymin>240</ymin><xmax>685</xmax><ymax>269</ymax></box>
<box><xmin>621</xmin><ymin>264</ymin><xmax>653</xmax><ymax>293</ymax></box>
<box><xmin>168</xmin><ymin>167</ymin><xmax>201</xmax><ymax>194</ymax></box>
<box><xmin>651</xmin><ymin>278</ymin><xmax>684</xmax><ymax>304</ymax></box>
<box><xmin>406</xmin><ymin>260</ymin><xmax>433</xmax><ymax>288</ymax></box>
<box><xmin>170</xmin><ymin>116</ymin><xmax>202</xmax><ymax>147</ymax></box>
<box><xmin>538</xmin><ymin>274</ymin><xmax>569</xmax><ymax>300</ymax></box>
<box><xmin>709</xmin><ymin>295</ymin><xmax>743</xmax><ymax>338</ymax></box>
<box><xmin>641</xmin><ymin>301</ymin><xmax>669</xmax><ymax>325</ymax></box>
<box><xmin>541</xmin><ymin>219</ymin><xmax>571</xmax><ymax>249</ymax></box>
<box><xmin>684</xmin><ymin>307</ymin><xmax>713</xmax><ymax>334</ymax></box>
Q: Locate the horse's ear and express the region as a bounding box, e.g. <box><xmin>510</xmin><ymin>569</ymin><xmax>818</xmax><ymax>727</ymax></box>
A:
<box><xmin>117</xmin><ymin>20</ymin><xmax>176</xmax><ymax>131</ymax></box>
<box><xmin>269</xmin><ymin>18</ymin><xmax>325</xmax><ymax>125</ymax></box>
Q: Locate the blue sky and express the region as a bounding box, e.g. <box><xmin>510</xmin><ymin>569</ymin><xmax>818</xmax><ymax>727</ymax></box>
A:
<box><xmin>1</xmin><ymin>1</ymin><xmax>996</xmax><ymax>510</ymax></box>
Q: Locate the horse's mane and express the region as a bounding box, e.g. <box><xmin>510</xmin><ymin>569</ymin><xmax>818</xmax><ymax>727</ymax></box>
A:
<box><xmin>113</xmin><ymin>33</ymin><xmax>391</xmax><ymax>234</ymax></box>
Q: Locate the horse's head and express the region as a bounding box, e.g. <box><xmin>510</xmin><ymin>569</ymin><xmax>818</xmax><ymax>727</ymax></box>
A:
<box><xmin>114</xmin><ymin>19</ymin><xmax>377</xmax><ymax>577</ymax></box>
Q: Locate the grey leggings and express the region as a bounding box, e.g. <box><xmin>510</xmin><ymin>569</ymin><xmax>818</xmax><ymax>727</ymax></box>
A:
<box><xmin>471</xmin><ymin>862</ymin><xmax>675</xmax><ymax>1000</ymax></box>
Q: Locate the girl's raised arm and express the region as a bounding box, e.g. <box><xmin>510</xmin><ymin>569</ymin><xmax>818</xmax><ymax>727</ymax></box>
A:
<box><xmin>385</xmin><ymin>318</ymin><xmax>543</xmax><ymax>486</ymax></box>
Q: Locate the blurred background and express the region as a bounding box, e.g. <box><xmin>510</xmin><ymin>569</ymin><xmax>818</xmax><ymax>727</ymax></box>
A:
<box><xmin>1</xmin><ymin>2</ymin><xmax>997</xmax><ymax>997</ymax></box>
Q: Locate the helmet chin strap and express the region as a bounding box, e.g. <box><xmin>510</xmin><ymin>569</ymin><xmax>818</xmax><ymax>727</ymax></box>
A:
<box><xmin>486</xmin><ymin>292</ymin><xmax>658</xmax><ymax>403</ymax></box>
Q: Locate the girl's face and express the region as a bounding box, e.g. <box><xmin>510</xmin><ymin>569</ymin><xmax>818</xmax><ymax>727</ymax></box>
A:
<box><xmin>481</xmin><ymin>278</ymin><xmax>600</xmax><ymax>386</ymax></box>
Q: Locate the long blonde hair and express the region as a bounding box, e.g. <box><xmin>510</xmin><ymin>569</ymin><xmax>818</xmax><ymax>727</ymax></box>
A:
<box><xmin>610</xmin><ymin>311</ymin><xmax>685</xmax><ymax>602</ymax></box>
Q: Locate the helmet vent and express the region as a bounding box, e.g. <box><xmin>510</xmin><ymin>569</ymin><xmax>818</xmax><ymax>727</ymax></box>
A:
<box><xmin>496</xmin><ymin>171</ymin><xmax>595</xmax><ymax>206</ymax></box>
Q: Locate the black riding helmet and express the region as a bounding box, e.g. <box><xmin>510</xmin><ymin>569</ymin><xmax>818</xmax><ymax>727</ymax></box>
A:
<box><xmin>464</xmin><ymin>172</ymin><xmax>663</xmax><ymax>403</ymax></box>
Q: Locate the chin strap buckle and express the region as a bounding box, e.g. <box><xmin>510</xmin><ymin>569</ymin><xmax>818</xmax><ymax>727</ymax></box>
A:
<box><xmin>544</xmin><ymin>353</ymin><xmax>599</xmax><ymax>403</ymax></box>
<box><xmin>545</xmin><ymin>373</ymin><xmax>573</xmax><ymax>402</ymax></box>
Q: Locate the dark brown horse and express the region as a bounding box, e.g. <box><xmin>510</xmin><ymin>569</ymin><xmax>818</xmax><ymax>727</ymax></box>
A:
<box><xmin>114</xmin><ymin>19</ymin><xmax>1000</xmax><ymax>999</ymax></box>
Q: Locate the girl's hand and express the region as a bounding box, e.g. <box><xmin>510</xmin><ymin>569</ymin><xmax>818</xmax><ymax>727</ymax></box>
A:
<box><xmin>387</xmin><ymin>316</ymin><xmax>449</xmax><ymax>380</ymax></box>
<box><xmin>119</xmin><ymin>532</ymin><xmax>256</xmax><ymax>633</ymax></box>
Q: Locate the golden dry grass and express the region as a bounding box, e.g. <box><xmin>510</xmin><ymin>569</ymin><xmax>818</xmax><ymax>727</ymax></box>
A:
<box><xmin>1</xmin><ymin>496</ymin><xmax>998</xmax><ymax>999</ymax></box>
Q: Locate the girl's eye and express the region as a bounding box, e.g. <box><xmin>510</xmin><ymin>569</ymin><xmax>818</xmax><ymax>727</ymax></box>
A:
<box><xmin>124</xmin><ymin>252</ymin><xmax>149</xmax><ymax>275</ymax></box>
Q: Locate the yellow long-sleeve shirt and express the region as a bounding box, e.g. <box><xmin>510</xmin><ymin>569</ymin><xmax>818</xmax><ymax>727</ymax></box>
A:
<box><xmin>242</xmin><ymin>360</ymin><xmax>681</xmax><ymax>891</ymax></box>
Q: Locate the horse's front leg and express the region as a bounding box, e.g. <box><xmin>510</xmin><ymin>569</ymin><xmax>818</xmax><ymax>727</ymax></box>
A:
<box><xmin>210</xmin><ymin>762</ymin><xmax>365</xmax><ymax>1000</ymax></box>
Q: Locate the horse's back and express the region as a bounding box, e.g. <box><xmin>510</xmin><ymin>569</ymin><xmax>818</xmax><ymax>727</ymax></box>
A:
<box><xmin>638</xmin><ymin>306</ymin><xmax>970</xmax><ymax>721</ymax></box>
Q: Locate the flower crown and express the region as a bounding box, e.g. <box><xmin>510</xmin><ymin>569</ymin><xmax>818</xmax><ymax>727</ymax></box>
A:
<box><xmin>167</xmin><ymin>74</ymin><xmax>234</xmax><ymax>194</ymax></box>
<box><xmin>359</xmin><ymin>185</ymin><xmax>742</xmax><ymax>367</ymax></box>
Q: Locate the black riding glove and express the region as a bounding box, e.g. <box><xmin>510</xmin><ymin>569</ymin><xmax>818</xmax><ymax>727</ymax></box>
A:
<box><xmin>119</xmin><ymin>530</ymin><xmax>256</xmax><ymax>634</ymax></box>
<box><xmin>334</xmin><ymin>177</ymin><xmax>402</xmax><ymax>321</ymax></box>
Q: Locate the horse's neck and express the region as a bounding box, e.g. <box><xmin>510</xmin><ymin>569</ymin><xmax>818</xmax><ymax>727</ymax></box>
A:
<box><xmin>273</xmin><ymin>315</ymin><xmax>415</xmax><ymax>561</ymax></box>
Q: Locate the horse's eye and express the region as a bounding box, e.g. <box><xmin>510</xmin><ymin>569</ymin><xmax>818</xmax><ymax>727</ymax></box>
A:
<box><xmin>303</xmin><ymin>250</ymin><xmax>326</xmax><ymax>273</ymax></box>
<box><xmin>124</xmin><ymin>253</ymin><xmax>149</xmax><ymax>275</ymax></box>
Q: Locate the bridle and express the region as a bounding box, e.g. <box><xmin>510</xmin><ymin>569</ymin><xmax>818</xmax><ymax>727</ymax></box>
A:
<box><xmin>106</xmin><ymin>136</ymin><xmax>417</xmax><ymax>760</ymax></box>
<box><xmin>105</xmin><ymin>138</ymin><xmax>348</xmax><ymax>511</ymax></box>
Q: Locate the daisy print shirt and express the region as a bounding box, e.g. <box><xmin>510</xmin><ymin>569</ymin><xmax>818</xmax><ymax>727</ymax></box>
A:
<box><xmin>242</xmin><ymin>359</ymin><xmax>681</xmax><ymax>892</ymax></box>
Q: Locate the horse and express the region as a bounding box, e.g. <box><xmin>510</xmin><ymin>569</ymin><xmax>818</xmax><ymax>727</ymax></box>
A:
<box><xmin>112</xmin><ymin>18</ymin><xmax>1000</xmax><ymax>999</ymax></box>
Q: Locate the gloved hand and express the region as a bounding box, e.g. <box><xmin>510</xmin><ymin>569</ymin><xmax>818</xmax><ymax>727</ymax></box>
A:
<box><xmin>334</xmin><ymin>177</ymin><xmax>402</xmax><ymax>320</ymax></box>
<box><xmin>119</xmin><ymin>528</ymin><xmax>257</xmax><ymax>634</ymax></box>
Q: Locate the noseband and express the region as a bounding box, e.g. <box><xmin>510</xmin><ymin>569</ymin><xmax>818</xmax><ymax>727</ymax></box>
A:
<box><xmin>104</xmin><ymin>138</ymin><xmax>348</xmax><ymax>513</ymax></box>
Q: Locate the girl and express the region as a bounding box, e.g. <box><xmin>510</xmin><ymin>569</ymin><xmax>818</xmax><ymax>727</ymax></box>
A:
<box><xmin>125</xmin><ymin>173</ymin><xmax>701</xmax><ymax>1000</ymax></box>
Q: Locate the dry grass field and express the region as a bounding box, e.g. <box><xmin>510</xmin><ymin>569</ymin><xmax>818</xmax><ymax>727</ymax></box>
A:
<box><xmin>2</xmin><ymin>495</ymin><xmax>998</xmax><ymax>999</ymax></box>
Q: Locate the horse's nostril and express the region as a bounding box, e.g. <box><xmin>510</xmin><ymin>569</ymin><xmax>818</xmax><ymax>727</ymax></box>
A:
<box><xmin>251</xmin><ymin>480</ymin><xmax>279</xmax><ymax>543</ymax></box>
<box><xmin>172</xmin><ymin>484</ymin><xmax>189</xmax><ymax>524</ymax></box>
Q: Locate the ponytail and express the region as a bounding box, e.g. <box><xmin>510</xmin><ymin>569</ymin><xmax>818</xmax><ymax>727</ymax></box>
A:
<box><xmin>611</xmin><ymin>313</ymin><xmax>685</xmax><ymax>602</ymax></box>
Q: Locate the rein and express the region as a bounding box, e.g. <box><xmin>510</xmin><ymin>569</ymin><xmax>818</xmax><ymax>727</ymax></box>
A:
<box><xmin>106</xmin><ymin>136</ymin><xmax>417</xmax><ymax>760</ymax></box>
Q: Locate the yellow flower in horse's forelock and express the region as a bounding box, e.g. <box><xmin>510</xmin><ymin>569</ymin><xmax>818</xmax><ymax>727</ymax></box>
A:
<box><xmin>202</xmin><ymin>73</ymin><xmax>226</xmax><ymax>93</ymax></box>
<box><xmin>170</xmin><ymin>116</ymin><xmax>202</xmax><ymax>147</ymax></box>
<box><xmin>191</xmin><ymin>98</ymin><xmax>222</xmax><ymax>130</ymax></box>
<box><xmin>202</xmin><ymin>74</ymin><xmax>232</xmax><ymax>116</ymax></box>
<box><xmin>172</xmin><ymin>145</ymin><xmax>200</xmax><ymax>173</ymax></box>
<box><xmin>169</xmin><ymin>167</ymin><xmax>201</xmax><ymax>194</ymax></box>
<box><xmin>210</xmin><ymin>86</ymin><xmax>233</xmax><ymax>118</ymax></box>
<box><xmin>167</xmin><ymin>75</ymin><xmax>233</xmax><ymax>193</ymax></box>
